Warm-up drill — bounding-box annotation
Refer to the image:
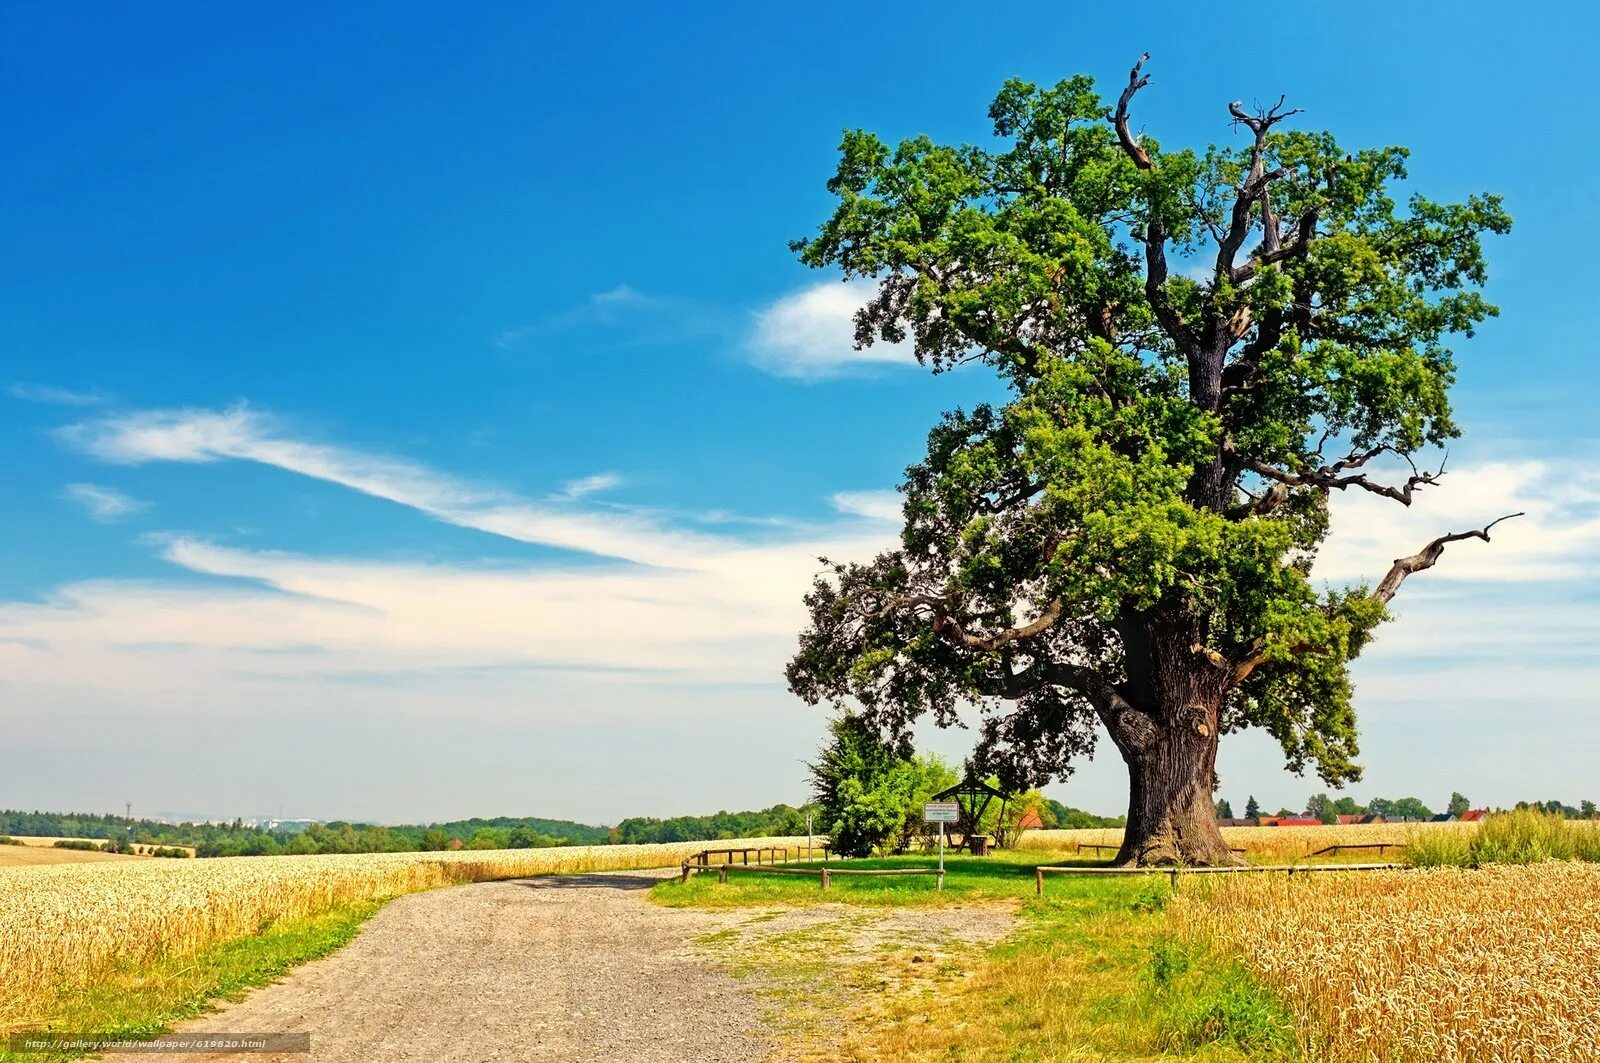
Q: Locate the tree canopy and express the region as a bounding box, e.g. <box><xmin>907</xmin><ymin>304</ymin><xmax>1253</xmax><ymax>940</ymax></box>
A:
<box><xmin>786</xmin><ymin>57</ymin><xmax>1512</xmax><ymax>864</ymax></box>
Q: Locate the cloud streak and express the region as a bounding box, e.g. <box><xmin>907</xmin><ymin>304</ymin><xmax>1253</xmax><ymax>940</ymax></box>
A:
<box><xmin>61</xmin><ymin>483</ymin><xmax>148</xmax><ymax>523</ymax></box>
<box><xmin>10</xmin><ymin>382</ymin><xmax>110</xmax><ymax>406</ymax></box>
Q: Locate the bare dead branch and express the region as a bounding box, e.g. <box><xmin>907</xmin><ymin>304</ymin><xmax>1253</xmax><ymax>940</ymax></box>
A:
<box><xmin>1112</xmin><ymin>54</ymin><xmax>1153</xmax><ymax>170</ymax></box>
<box><xmin>1241</xmin><ymin>448</ymin><xmax>1446</xmax><ymax>509</ymax></box>
<box><xmin>1371</xmin><ymin>512</ymin><xmax>1524</xmax><ymax>604</ymax></box>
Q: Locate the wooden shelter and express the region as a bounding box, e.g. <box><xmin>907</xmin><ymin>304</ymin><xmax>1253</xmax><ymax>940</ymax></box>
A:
<box><xmin>931</xmin><ymin>778</ymin><xmax>1008</xmax><ymax>854</ymax></box>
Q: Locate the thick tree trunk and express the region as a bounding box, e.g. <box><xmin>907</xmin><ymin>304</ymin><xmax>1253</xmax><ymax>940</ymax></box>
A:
<box><xmin>1107</xmin><ymin>616</ymin><xmax>1242</xmax><ymax>867</ymax></box>
<box><xmin>1114</xmin><ymin>726</ymin><xmax>1239</xmax><ymax>866</ymax></box>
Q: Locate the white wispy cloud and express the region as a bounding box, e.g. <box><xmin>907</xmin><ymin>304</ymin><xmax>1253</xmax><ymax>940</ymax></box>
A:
<box><xmin>830</xmin><ymin>490</ymin><xmax>902</xmax><ymax>523</ymax></box>
<box><xmin>554</xmin><ymin>472</ymin><xmax>622</xmax><ymax>500</ymax></box>
<box><xmin>749</xmin><ymin>281</ymin><xmax>915</xmax><ymax>380</ymax></box>
<box><xmin>9</xmin><ymin>382</ymin><xmax>110</xmax><ymax>406</ymax></box>
<box><xmin>61</xmin><ymin>482</ymin><xmax>148</xmax><ymax>523</ymax></box>
<box><xmin>493</xmin><ymin>285</ymin><xmax>694</xmax><ymax>351</ymax></box>
<box><xmin>60</xmin><ymin>405</ymin><xmax>723</xmax><ymax>569</ymax></box>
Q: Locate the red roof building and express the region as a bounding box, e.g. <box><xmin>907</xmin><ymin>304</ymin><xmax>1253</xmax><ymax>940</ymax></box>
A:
<box><xmin>1270</xmin><ymin>817</ymin><xmax>1323</xmax><ymax>827</ymax></box>
<box><xmin>1458</xmin><ymin>809</ymin><xmax>1489</xmax><ymax>822</ymax></box>
<box><xmin>1016</xmin><ymin>809</ymin><xmax>1045</xmax><ymax>830</ymax></box>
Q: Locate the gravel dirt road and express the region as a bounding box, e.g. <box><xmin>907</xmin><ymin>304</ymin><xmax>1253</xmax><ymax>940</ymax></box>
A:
<box><xmin>103</xmin><ymin>870</ymin><xmax>766</xmax><ymax>1063</ymax></box>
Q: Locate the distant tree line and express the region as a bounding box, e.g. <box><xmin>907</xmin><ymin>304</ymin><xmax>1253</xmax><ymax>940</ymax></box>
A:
<box><xmin>608</xmin><ymin>804</ymin><xmax>819</xmax><ymax>845</ymax></box>
<box><xmin>1222</xmin><ymin>793</ymin><xmax>1599</xmax><ymax>824</ymax></box>
<box><xmin>0</xmin><ymin>787</ymin><xmax>1133</xmax><ymax>860</ymax></box>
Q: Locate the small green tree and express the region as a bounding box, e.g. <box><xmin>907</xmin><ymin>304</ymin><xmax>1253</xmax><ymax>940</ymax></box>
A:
<box><xmin>1307</xmin><ymin>793</ymin><xmax>1337</xmax><ymax>824</ymax></box>
<box><xmin>1582</xmin><ymin>800</ymin><xmax>1597</xmax><ymax>820</ymax></box>
<box><xmin>1215</xmin><ymin>798</ymin><xmax>1234</xmax><ymax>819</ymax></box>
<box><xmin>810</xmin><ymin>714</ymin><xmax>956</xmax><ymax>856</ymax></box>
<box><xmin>418</xmin><ymin>829</ymin><xmax>451</xmax><ymax>851</ymax></box>
<box><xmin>1332</xmin><ymin>796</ymin><xmax>1362</xmax><ymax>816</ymax></box>
<box><xmin>1244</xmin><ymin>796</ymin><xmax>1261</xmax><ymax>820</ymax></box>
<box><xmin>1447</xmin><ymin>792</ymin><xmax>1470</xmax><ymax>817</ymax></box>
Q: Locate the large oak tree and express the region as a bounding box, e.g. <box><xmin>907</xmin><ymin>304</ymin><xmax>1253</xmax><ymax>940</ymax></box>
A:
<box><xmin>785</xmin><ymin>58</ymin><xmax>1516</xmax><ymax>865</ymax></box>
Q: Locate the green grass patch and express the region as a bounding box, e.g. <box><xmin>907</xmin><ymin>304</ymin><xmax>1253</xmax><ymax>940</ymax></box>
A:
<box><xmin>2</xmin><ymin>901</ymin><xmax>383</xmax><ymax>1063</ymax></box>
<box><xmin>651</xmin><ymin>850</ymin><xmax>1089</xmax><ymax>908</ymax></box>
<box><xmin>660</xmin><ymin>850</ymin><xmax>1300</xmax><ymax>1060</ymax></box>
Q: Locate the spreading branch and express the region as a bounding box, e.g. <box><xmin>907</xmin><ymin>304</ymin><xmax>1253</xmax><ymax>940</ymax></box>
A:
<box><xmin>1230</xmin><ymin>511</ymin><xmax>1525</xmax><ymax>683</ymax></box>
<box><xmin>1371</xmin><ymin>512</ymin><xmax>1524</xmax><ymax>604</ymax></box>
<box><xmin>927</xmin><ymin>598</ymin><xmax>1065</xmax><ymax>651</ymax></box>
<box><xmin>1240</xmin><ymin>447</ymin><xmax>1447</xmax><ymax>512</ymax></box>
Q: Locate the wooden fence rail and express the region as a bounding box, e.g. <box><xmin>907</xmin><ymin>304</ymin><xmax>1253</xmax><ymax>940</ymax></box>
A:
<box><xmin>1035</xmin><ymin>861</ymin><xmax>1402</xmax><ymax>895</ymax></box>
<box><xmin>681</xmin><ymin>862</ymin><xmax>944</xmax><ymax>890</ymax></box>
<box><xmin>1305</xmin><ymin>842</ymin><xmax>1404</xmax><ymax>858</ymax></box>
<box><xmin>1076</xmin><ymin>842</ymin><xmax>1246</xmax><ymax>856</ymax></box>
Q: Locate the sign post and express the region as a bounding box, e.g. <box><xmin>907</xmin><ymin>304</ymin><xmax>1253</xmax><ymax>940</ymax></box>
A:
<box><xmin>923</xmin><ymin>801</ymin><xmax>960</xmax><ymax>879</ymax></box>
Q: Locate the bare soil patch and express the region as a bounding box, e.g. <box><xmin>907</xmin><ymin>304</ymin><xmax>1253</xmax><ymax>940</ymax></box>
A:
<box><xmin>102</xmin><ymin>869</ymin><xmax>768</xmax><ymax>1062</ymax></box>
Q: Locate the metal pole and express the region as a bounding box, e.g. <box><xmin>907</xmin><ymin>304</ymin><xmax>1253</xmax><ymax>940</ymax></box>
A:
<box><xmin>939</xmin><ymin>821</ymin><xmax>945</xmax><ymax>878</ymax></box>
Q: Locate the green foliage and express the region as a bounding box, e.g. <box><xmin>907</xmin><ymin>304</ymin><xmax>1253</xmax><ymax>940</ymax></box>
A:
<box><xmin>1244</xmin><ymin>796</ymin><xmax>1260</xmax><ymax>820</ymax></box>
<box><xmin>1042</xmin><ymin>798</ymin><xmax>1125</xmax><ymax>829</ymax></box>
<box><xmin>609</xmin><ymin>804</ymin><xmax>818</xmax><ymax>845</ymax></box>
<box><xmin>1214</xmin><ymin>798</ymin><xmax>1234</xmax><ymax>819</ymax></box>
<box><xmin>1447</xmin><ymin>791</ymin><xmax>1470</xmax><ymax>817</ymax></box>
<box><xmin>1306</xmin><ymin>793</ymin><xmax>1337</xmax><ymax>824</ymax></box>
<box><xmin>0</xmin><ymin>835</ymin><xmax>24</xmax><ymax>845</ymax></box>
<box><xmin>785</xmin><ymin>61</ymin><xmax>1509</xmax><ymax>813</ymax></box>
<box><xmin>1366</xmin><ymin>796</ymin><xmax>1433</xmax><ymax>821</ymax></box>
<box><xmin>810</xmin><ymin>714</ymin><xmax>958</xmax><ymax>856</ymax></box>
<box><xmin>52</xmin><ymin>838</ymin><xmax>105</xmax><ymax>851</ymax></box>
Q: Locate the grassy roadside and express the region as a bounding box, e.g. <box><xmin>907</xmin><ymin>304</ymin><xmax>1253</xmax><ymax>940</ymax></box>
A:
<box><xmin>0</xmin><ymin>901</ymin><xmax>382</xmax><ymax>1063</ymax></box>
<box><xmin>651</xmin><ymin>853</ymin><xmax>1300</xmax><ymax>1061</ymax></box>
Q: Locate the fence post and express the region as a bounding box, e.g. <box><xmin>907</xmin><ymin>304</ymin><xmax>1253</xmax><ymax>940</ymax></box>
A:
<box><xmin>681</xmin><ymin>863</ymin><xmax>690</xmax><ymax>885</ymax></box>
<box><xmin>1169</xmin><ymin>869</ymin><xmax>1179</xmax><ymax>892</ymax></box>
<box><xmin>1035</xmin><ymin>868</ymin><xmax>1043</xmax><ymax>897</ymax></box>
<box><xmin>719</xmin><ymin>867</ymin><xmax>728</xmax><ymax>884</ymax></box>
<box><xmin>821</xmin><ymin>869</ymin><xmax>830</xmax><ymax>891</ymax></box>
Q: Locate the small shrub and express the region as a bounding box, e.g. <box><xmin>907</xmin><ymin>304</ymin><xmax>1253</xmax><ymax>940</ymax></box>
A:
<box><xmin>52</xmin><ymin>839</ymin><xmax>105</xmax><ymax>852</ymax></box>
<box><xmin>0</xmin><ymin>836</ymin><xmax>24</xmax><ymax>846</ymax></box>
<box><xmin>1405</xmin><ymin>826</ymin><xmax>1472</xmax><ymax>867</ymax></box>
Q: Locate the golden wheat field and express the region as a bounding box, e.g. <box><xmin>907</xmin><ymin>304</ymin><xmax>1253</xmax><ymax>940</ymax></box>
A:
<box><xmin>1017</xmin><ymin>821</ymin><xmax>1476</xmax><ymax>862</ymax></box>
<box><xmin>0</xmin><ymin>836</ymin><xmax>806</xmax><ymax>1032</ymax></box>
<box><xmin>1173</xmin><ymin>861</ymin><xmax>1600</xmax><ymax>1062</ymax></box>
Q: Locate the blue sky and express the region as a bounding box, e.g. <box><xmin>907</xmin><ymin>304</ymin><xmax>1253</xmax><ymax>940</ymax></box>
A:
<box><xmin>3</xmin><ymin>3</ymin><xmax>1598</xmax><ymax>824</ymax></box>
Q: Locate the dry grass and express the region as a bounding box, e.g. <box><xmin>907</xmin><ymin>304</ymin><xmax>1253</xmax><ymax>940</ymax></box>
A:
<box><xmin>0</xmin><ymin>845</ymin><xmax>141</xmax><ymax>868</ymax></box>
<box><xmin>1171</xmin><ymin>861</ymin><xmax>1600</xmax><ymax>1062</ymax></box>
<box><xmin>0</xmin><ymin>837</ymin><xmax>804</xmax><ymax>1034</ymax></box>
<box><xmin>1017</xmin><ymin>822</ymin><xmax>1477</xmax><ymax>863</ymax></box>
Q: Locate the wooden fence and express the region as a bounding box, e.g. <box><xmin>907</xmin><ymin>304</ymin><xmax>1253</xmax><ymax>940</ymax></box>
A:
<box><xmin>680</xmin><ymin>861</ymin><xmax>944</xmax><ymax>890</ymax></box>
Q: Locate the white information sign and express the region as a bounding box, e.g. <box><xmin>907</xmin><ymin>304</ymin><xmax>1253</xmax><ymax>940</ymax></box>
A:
<box><xmin>923</xmin><ymin>801</ymin><xmax>960</xmax><ymax>824</ymax></box>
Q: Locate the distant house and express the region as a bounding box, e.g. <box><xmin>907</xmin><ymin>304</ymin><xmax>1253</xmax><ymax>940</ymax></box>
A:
<box><xmin>1270</xmin><ymin>817</ymin><xmax>1322</xmax><ymax>827</ymax></box>
<box><xmin>1216</xmin><ymin>817</ymin><xmax>1256</xmax><ymax>827</ymax></box>
<box><xmin>1016</xmin><ymin>809</ymin><xmax>1045</xmax><ymax>831</ymax></box>
<box><xmin>448</xmin><ymin>837</ymin><xmax>464</xmax><ymax>849</ymax></box>
<box><xmin>1359</xmin><ymin>813</ymin><xmax>1386</xmax><ymax>825</ymax></box>
<box><xmin>1458</xmin><ymin>809</ymin><xmax>1489</xmax><ymax>822</ymax></box>
<box><xmin>1336</xmin><ymin>814</ymin><xmax>1363</xmax><ymax>825</ymax></box>
<box><xmin>1430</xmin><ymin>813</ymin><xmax>1456</xmax><ymax>823</ymax></box>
